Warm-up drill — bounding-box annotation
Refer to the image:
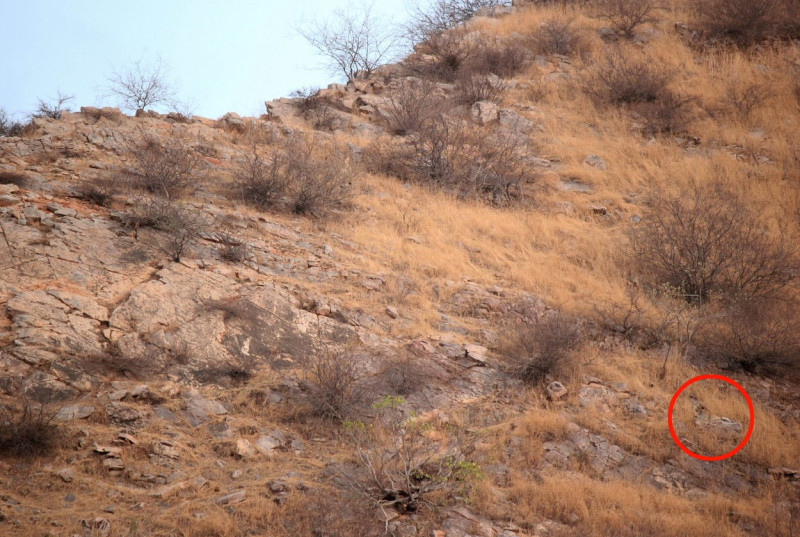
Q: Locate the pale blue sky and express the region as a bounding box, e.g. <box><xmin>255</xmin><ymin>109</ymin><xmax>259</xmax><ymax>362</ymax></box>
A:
<box><xmin>0</xmin><ymin>0</ymin><xmax>409</xmax><ymax>119</ymax></box>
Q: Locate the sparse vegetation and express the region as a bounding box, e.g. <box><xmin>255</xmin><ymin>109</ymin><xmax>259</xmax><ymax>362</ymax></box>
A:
<box><xmin>454</xmin><ymin>72</ymin><xmax>506</xmax><ymax>104</ymax></box>
<box><xmin>0</xmin><ymin>399</ymin><xmax>59</xmax><ymax>458</ymax></box>
<box><xmin>343</xmin><ymin>396</ymin><xmax>482</xmax><ymax>517</ymax></box>
<box><xmin>120</xmin><ymin>198</ymin><xmax>207</xmax><ymax>262</ymax></box>
<box><xmin>586</xmin><ymin>47</ymin><xmax>676</xmax><ymax>105</ymax></box>
<box><xmin>301</xmin><ymin>348</ymin><xmax>369</xmax><ymax>421</ymax></box>
<box><xmin>104</xmin><ymin>56</ymin><xmax>179</xmax><ymax>113</ymax></box>
<box><xmin>124</xmin><ymin>134</ymin><xmax>203</xmax><ymax>199</ymax></box>
<box><xmin>371</xmin><ymin>109</ymin><xmax>533</xmax><ymax>204</ymax></box>
<box><xmin>297</xmin><ymin>3</ymin><xmax>399</xmax><ymax>80</ymax></box>
<box><xmin>502</xmin><ymin>311</ymin><xmax>582</xmax><ymax>384</ymax></box>
<box><xmin>233</xmin><ymin>140</ymin><xmax>287</xmax><ymax>209</ymax></box>
<box><xmin>630</xmin><ymin>182</ymin><xmax>797</xmax><ymax>305</ymax></box>
<box><xmin>406</xmin><ymin>0</ymin><xmax>504</xmax><ymax>44</ymax></box>
<box><xmin>32</xmin><ymin>92</ymin><xmax>74</xmax><ymax>120</ymax></box>
<box><xmin>694</xmin><ymin>0</ymin><xmax>779</xmax><ymax>45</ymax></box>
<box><xmin>532</xmin><ymin>17</ymin><xmax>588</xmax><ymax>56</ymax></box>
<box><xmin>5</xmin><ymin>1</ymin><xmax>800</xmax><ymax>536</ymax></box>
<box><xmin>0</xmin><ymin>108</ymin><xmax>25</xmax><ymax>137</ymax></box>
<box><xmin>280</xmin><ymin>135</ymin><xmax>353</xmax><ymax>216</ymax></box>
<box><xmin>595</xmin><ymin>0</ymin><xmax>659</xmax><ymax>38</ymax></box>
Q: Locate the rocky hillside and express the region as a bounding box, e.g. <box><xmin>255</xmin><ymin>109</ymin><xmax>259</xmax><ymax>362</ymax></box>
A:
<box><xmin>2</xmin><ymin>2</ymin><xmax>800</xmax><ymax>536</ymax></box>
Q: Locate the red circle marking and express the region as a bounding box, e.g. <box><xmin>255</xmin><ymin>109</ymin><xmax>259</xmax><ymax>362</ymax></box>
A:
<box><xmin>667</xmin><ymin>374</ymin><xmax>755</xmax><ymax>461</ymax></box>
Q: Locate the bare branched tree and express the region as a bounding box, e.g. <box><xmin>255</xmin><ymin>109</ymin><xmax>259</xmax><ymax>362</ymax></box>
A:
<box><xmin>32</xmin><ymin>91</ymin><xmax>74</xmax><ymax>120</ymax></box>
<box><xmin>630</xmin><ymin>182</ymin><xmax>798</xmax><ymax>306</ymax></box>
<box><xmin>595</xmin><ymin>0</ymin><xmax>660</xmax><ymax>39</ymax></box>
<box><xmin>0</xmin><ymin>108</ymin><xmax>25</xmax><ymax>136</ymax></box>
<box><xmin>406</xmin><ymin>0</ymin><xmax>504</xmax><ymax>44</ymax></box>
<box><xmin>298</xmin><ymin>2</ymin><xmax>399</xmax><ymax>80</ymax></box>
<box><xmin>104</xmin><ymin>57</ymin><xmax>178</xmax><ymax>113</ymax></box>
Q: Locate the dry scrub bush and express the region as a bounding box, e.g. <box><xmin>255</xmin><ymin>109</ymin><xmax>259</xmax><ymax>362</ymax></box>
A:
<box><xmin>0</xmin><ymin>398</ymin><xmax>60</xmax><ymax>458</ymax></box>
<box><xmin>0</xmin><ymin>108</ymin><xmax>25</xmax><ymax>137</ymax></box>
<box><xmin>233</xmin><ymin>141</ymin><xmax>288</xmax><ymax>209</ymax></box>
<box><xmin>466</xmin><ymin>38</ymin><xmax>532</xmax><ymax>78</ymax></box>
<box><xmin>301</xmin><ymin>348</ymin><xmax>370</xmax><ymax>421</ymax></box>
<box><xmin>233</xmin><ymin>133</ymin><xmax>351</xmax><ymax>217</ymax></box>
<box><xmin>343</xmin><ymin>397</ymin><xmax>482</xmax><ymax>517</ymax></box>
<box><xmin>217</xmin><ymin>233</ymin><xmax>249</xmax><ymax>263</ymax></box>
<box><xmin>281</xmin><ymin>135</ymin><xmax>353</xmax><ymax>216</ymax></box>
<box><xmin>410</xmin><ymin>27</ymin><xmax>485</xmax><ymax>81</ymax></box>
<box><xmin>373</xmin><ymin>110</ymin><xmax>533</xmax><ymax>204</ymax></box>
<box><xmin>32</xmin><ymin>92</ymin><xmax>74</xmax><ymax>120</ymax></box>
<box><xmin>694</xmin><ymin>0</ymin><xmax>779</xmax><ymax>45</ymax></box>
<box><xmin>454</xmin><ymin>71</ymin><xmax>507</xmax><ymax>104</ymax></box>
<box><xmin>532</xmin><ymin>18</ymin><xmax>588</xmax><ymax>57</ymax></box>
<box><xmin>385</xmin><ymin>79</ymin><xmax>445</xmax><ymax>135</ymax></box>
<box><xmin>120</xmin><ymin>198</ymin><xmax>207</xmax><ymax>262</ymax></box>
<box><xmin>501</xmin><ymin>311</ymin><xmax>582</xmax><ymax>385</ymax></box>
<box><xmin>290</xmin><ymin>87</ymin><xmax>340</xmax><ymax>131</ymax></box>
<box><xmin>630</xmin><ymin>183</ymin><xmax>797</xmax><ymax>305</ymax></box>
<box><xmin>594</xmin><ymin>0</ymin><xmax>659</xmax><ymax>39</ymax></box>
<box><xmin>702</xmin><ymin>298</ymin><xmax>800</xmax><ymax>369</ymax></box>
<box><xmin>125</xmin><ymin>134</ymin><xmax>203</xmax><ymax>199</ymax></box>
<box><xmin>406</xmin><ymin>0</ymin><xmax>505</xmax><ymax>45</ymax></box>
<box><xmin>377</xmin><ymin>350</ymin><xmax>432</xmax><ymax>396</ymax></box>
<box><xmin>297</xmin><ymin>3</ymin><xmax>398</xmax><ymax>80</ymax></box>
<box><xmin>586</xmin><ymin>48</ymin><xmax>676</xmax><ymax>105</ymax></box>
<box><xmin>585</xmin><ymin>48</ymin><xmax>691</xmax><ymax>134</ymax></box>
<box><xmin>629</xmin><ymin>182</ymin><xmax>799</xmax><ymax>370</ymax></box>
<box><xmin>722</xmin><ymin>80</ymin><xmax>774</xmax><ymax>121</ymax></box>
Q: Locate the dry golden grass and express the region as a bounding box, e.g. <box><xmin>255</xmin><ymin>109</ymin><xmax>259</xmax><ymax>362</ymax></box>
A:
<box><xmin>503</xmin><ymin>473</ymin><xmax>782</xmax><ymax>537</ymax></box>
<box><xmin>5</xmin><ymin>2</ymin><xmax>800</xmax><ymax>536</ymax></box>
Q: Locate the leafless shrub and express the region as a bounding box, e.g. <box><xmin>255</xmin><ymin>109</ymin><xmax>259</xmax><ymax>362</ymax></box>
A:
<box><xmin>630</xmin><ymin>182</ymin><xmax>798</xmax><ymax>305</ymax></box>
<box><xmin>532</xmin><ymin>18</ymin><xmax>587</xmax><ymax>57</ymax></box>
<box><xmin>722</xmin><ymin>80</ymin><xmax>774</xmax><ymax>120</ymax></box>
<box><xmin>289</xmin><ymin>87</ymin><xmax>340</xmax><ymax>130</ymax></box>
<box><xmin>0</xmin><ymin>170</ymin><xmax>27</xmax><ymax>186</ymax></box>
<box><xmin>406</xmin><ymin>0</ymin><xmax>504</xmax><ymax>45</ymax></box>
<box><xmin>631</xmin><ymin>91</ymin><xmax>694</xmax><ymax>136</ymax></box>
<box><xmin>301</xmin><ymin>348</ymin><xmax>369</xmax><ymax>421</ymax></box>
<box><xmin>290</xmin><ymin>87</ymin><xmax>323</xmax><ymax>113</ymax></box>
<box><xmin>32</xmin><ymin>91</ymin><xmax>74</xmax><ymax>120</ymax></box>
<box><xmin>526</xmin><ymin>74</ymin><xmax>551</xmax><ymax>102</ymax></box>
<box><xmin>297</xmin><ymin>3</ymin><xmax>399</xmax><ymax>80</ymax></box>
<box><xmin>233</xmin><ymin>141</ymin><xmax>288</xmax><ymax>210</ymax></box>
<box><xmin>586</xmin><ymin>47</ymin><xmax>677</xmax><ymax>105</ymax></box>
<box><xmin>125</xmin><ymin>134</ymin><xmax>203</xmax><ymax>200</ymax></box>
<box><xmin>465</xmin><ymin>38</ymin><xmax>532</xmax><ymax>78</ymax></box>
<box><xmin>702</xmin><ymin>298</ymin><xmax>800</xmax><ymax>370</ymax></box>
<box><xmin>0</xmin><ymin>108</ymin><xmax>25</xmax><ymax>137</ymax></box>
<box><xmin>120</xmin><ymin>199</ymin><xmax>207</xmax><ymax>262</ymax></box>
<box><xmin>371</xmin><ymin>111</ymin><xmax>533</xmax><ymax>204</ymax></box>
<box><xmin>454</xmin><ymin>72</ymin><xmax>506</xmax><ymax>104</ymax></box>
<box><xmin>694</xmin><ymin>0</ymin><xmax>779</xmax><ymax>45</ymax></box>
<box><xmin>104</xmin><ymin>56</ymin><xmax>178</xmax><ymax>113</ymax></box>
<box><xmin>0</xmin><ymin>398</ymin><xmax>60</xmax><ymax>458</ymax></box>
<box><xmin>217</xmin><ymin>233</ymin><xmax>248</xmax><ymax>263</ymax></box>
<box><xmin>77</xmin><ymin>185</ymin><xmax>113</xmax><ymax>208</ymax></box>
<box><xmin>280</xmin><ymin>135</ymin><xmax>353</xmax><ymax>216</ymax></box>
<box><xmin>377</xmin><ymin>350</ymin><xmax>431</xmax><ymax>396</ymax></box>
<box><xmin>343</xmin><ymin>397</ymin><xmax>482</xmax><ymax>520</ymax></box>
<box><xmin>385</xmin><ymin>79</ymin><xmax>446</xmax><ymax>135</ymax></box>
<box><xmin>501</xmin><ymin>311</ymin><xmax>582</xmax><ymax>385</ymax></box>
<box><xmin>410</xmin><ymin>26</ymin><xmax>485</xmax><ymax>81</ymax></box>
<box><xmin>595</xmin><ymin>0</ymin><xmax>659</xmax><ymax>39</ymax></box>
